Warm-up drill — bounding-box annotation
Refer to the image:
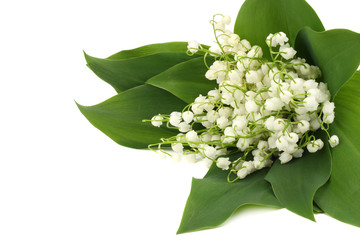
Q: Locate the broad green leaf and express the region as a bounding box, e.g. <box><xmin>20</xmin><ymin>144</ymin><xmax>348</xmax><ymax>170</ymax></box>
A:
<box><xmin>77</xmin><ymin>84</ymin><xmax>186</xmax><ymax>149</ymax></box>
<box><xmin>177</xmin><ymin>165</ymin><xmax>281</xmax><ymax>234</ymax></box>
<box><xmin>234</xmin><ymin>0</ymin><xmax>324</xmax><ymax>59</ymax></box>
<box><xmin>295</xmin><ymin>28</ymin><xmax>360</xmax><ymax>97</ymax></box>
<box><xmin>84</xmin><ymin>42</ymin><xmax>195</xmax><ymax>92</ymax></box>
<box><xmin>146</xmin><ymin>57</ymin><xmax>216</xmax><ymax>103</ymax></box>
<box><xmin>265</xmin><ymin>139</ymin><xmax>331</xmax><ymax>221</ymax></box>
<box><xmin>107</xmin><ymin>42</ymin><xmax>191</xmax><ymax>60</ymax></box>
<box><xmin>315</xmin><ymin>71</ymin><xmax>360</xmax><ymax>227</ymax></box>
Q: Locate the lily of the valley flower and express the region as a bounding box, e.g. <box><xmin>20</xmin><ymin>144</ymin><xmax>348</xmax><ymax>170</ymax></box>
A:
<box><xmin>149</xmin><ymin>14</ymin><xmax>339</xmax><ymax>182</ymax></box>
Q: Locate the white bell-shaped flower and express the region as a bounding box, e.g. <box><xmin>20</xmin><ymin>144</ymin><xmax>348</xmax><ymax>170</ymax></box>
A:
<box><xmin>151</xmin><ymin>114</ymin><xmax>163</xmax><ymax>127</ymax></box>
<box><xmin>216</xmin><ymin>157</ymin><xmax>231</xmax><ymax>170</ymax></box>
<box><xmin>329</xmin><ymin>135</ymin><xmax>339</xmax><ymax>148</ymax></box>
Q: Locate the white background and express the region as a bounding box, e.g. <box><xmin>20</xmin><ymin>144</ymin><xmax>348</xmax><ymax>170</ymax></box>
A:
<box><xmin>1</xmin><ymin>0</ymin><xmax>360</xmax><ymax>239</ymax></box>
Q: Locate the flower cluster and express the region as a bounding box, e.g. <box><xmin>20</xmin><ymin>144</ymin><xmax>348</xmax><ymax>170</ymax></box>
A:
<box><xmin>148</xmin><ymin>14</ymin><xmax>339</xmax><ymax>182</ymax></box>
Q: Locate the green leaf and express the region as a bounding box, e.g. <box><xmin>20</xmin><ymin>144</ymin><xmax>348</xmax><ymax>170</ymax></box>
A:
<box><xmin>177</xmin><ymin>165</ymin><xmax>281</xmax><ymax>234</ymax></box>
<box><xmin>107</xmin><ymin>42</ymin><xmax>191</xmax><ymax>60</ymax></box>
<box><xmin>295</xmin><ymin>28</ymin><xmax>360</xmax><ymax>97</ymax></box>
<box><xmin>265</xmin><ymin>139</ymin><xmax>331</xmax><ymax>221</ymax></box>
<box><xmin>146</xmin><ymin>57</ymin><xmax>217</xmax><ymax>103</ymax></box>
<box><xmin>315</xmin><ymin>71</ymin><xmax>360</xmax><ymax>227</ymax></box>
<box><xmin>234</xmin><ymin>0</ymin><xmax>324</xmax><ymax>59</ymax></box>
<box><xmin>84</xmin><ymin>42</ymin><xmax>195</xmax><ymax>92</ymax></box>
<box><xmin>313</xmin><ymin>202</ymin><xmax>323</xmax><ymax>214</ymax></box>
<box><xmin>77</xmin><ymin>84</ymin><xmax>186</xmax><ymax>149</ymax></box>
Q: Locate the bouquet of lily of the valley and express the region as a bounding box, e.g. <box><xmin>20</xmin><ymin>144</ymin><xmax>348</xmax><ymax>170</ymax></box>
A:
<box><xmin>77</xmin><ymin>0</ymin><xmax>360</xmax><ymax>233</ymax></box>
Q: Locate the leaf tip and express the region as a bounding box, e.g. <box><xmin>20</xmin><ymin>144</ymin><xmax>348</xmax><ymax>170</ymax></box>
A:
<box><xmin>176</xmin><ymin>228</ymin><xmax>185</xmax><ymax>235</ymax></box>
<box><xmin>176</xmin><ymin>223</ymin><xmax>198</xmax><ymax>235</ymax></box>
<box><xmin>83</xmin><ymin>51</ymin><xmax>97</xmax><ymax>66</ymax></box>
<box><xmin>74</xmin><ymin>100</ymin><xmax>89</xmax><ymax>117</ymax></box>
<box><xmin>74</xmin><ymin>99</ymin><xmax>83</xmax><ymax>108</ymax></box>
